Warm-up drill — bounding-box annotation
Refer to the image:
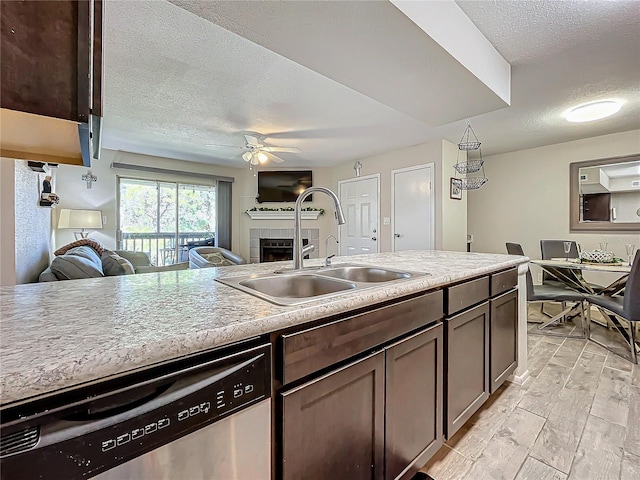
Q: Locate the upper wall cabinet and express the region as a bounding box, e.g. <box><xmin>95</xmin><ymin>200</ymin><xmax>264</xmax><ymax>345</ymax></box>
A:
<box><xmin>0</xmin><ymin>0</ymin><xmax>103</xmax><ymax>166</ymax></box>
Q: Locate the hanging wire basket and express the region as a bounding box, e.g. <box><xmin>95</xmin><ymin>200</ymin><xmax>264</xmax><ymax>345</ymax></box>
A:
<box><xmin>454</xmin><ymin>159</ymin><xmax>484</xmax><ymax>174</ymax></box>
<box><xmin>457</xmin><ymin>121</ymin><xmax>481</xmax><ymax>151</ymax></box>
<box><xmin>458</xmin><ymin>177</ymin><xmax>489</xmax><ymax>190</ymax></box>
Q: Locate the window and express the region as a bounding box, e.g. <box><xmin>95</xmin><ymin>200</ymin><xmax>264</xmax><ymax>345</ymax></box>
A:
<box><xmin>118</xmin><ymin>178</ymin><xmax>217</xmax><ymax>266</ymax></box>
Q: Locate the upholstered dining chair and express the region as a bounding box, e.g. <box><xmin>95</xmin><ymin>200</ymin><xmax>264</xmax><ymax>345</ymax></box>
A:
<box><xmin>540</xmin><ymin>240</ymin><xmax>580</xmax><ymax>287</ymax></box>
<box><xmin>506</xmin><ymin>242</ymin><xmax>587</xmax><ymax>338</ymax></box>
<box><xmin>585</xmin><ymin>253</ymin><xmax>640</xmax><ymax>364</ymax></box>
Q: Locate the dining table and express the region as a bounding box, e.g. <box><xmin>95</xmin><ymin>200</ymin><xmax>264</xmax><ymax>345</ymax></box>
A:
<box><xmin>531</xmin><ymin>257</ymin><xmax>635</xmax><ymax>355</ymax></box>
<box><xmin>530</xmin><ymin>258</ymin><xmax>630</xmax><ymax>295</ymax></box>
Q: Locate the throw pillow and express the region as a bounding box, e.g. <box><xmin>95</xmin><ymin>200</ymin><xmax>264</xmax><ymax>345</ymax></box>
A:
<box><xmin>101</xmin><ymin>250</ymin><xmax>135</xmax><ymax>276</ymax></box>
<box><xmin>201</xmin><ymin>252</ymin><xmax>234</xmax><ymax>266</ymax></box>
<box><xmin>55</xmin><ymin>238</ymin><xmax>106</xmax><ymax>256</ymax></box>
<box><xmin>50</xmin><ymin>246</ymin><xmax>104</xmax><ymax>280</ymax></box>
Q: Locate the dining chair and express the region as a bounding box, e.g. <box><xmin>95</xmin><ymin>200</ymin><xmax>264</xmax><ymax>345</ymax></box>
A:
<box><xmin>585</xmin><ymin>253</ymin><xmax>640</xmax><ymax>364</ymax></box>
<box><xmin>506</xmin><ymin>242</ymin><xmax>587</xmax><ymax>338</ymax></box>
<box><xmin>540</xmin><ymin>240</ymin><xmax>579</xmax><ymax>287</ymax></box>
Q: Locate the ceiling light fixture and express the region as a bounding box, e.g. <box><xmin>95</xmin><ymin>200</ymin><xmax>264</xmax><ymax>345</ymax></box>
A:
<box><xmin>565</xmin><ymin>100</ymin><xmax>621</xmax><ymax>123</ymax></box>
<box><xmin>257</xmin><ymin>152</ymin><xmax>268</xmax><ymax>163</ymax></box>
<box><xmin>242</xmin><ymin>151</ymin><xmax>252</xmax><ymax>162</ymax></box>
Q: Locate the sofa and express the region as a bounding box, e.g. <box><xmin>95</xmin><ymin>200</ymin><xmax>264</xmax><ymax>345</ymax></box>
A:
<box><xmin>188</xmin><ymin>247</ymin><xmax>246</xmax><ymax>269</ymax></box>
<box><xmin>39</xmin><ymin>244</ymin><xmax>189</xmax><ymax>282</ymax></box>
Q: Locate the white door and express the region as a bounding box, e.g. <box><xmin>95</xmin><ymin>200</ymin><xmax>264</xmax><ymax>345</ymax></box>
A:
<box><xmin>338</xmin><ymin>175</ymin><xmax>379</xmax><ymax>256</ymax></box>
<box><xmin>392</xmin><ymin>164</ymin><xmax>434</xmax><ymax>251</ymax></box>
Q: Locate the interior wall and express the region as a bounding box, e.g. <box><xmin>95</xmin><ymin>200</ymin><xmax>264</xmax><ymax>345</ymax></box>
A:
<box><xmin>0</xmin><ymin>159</ymin><xmax>17</xmax><ymax>286</ymax></box>
<box><xmin>467</xmin><ymin>129</ymin><xmax>640</xmax><ymax>282</ymax></box>
<box><xmin>441</xmin><ymin>139</ymin><xmax>468</xmax><ymax>251</ymax></box>
<box><xmin>331</xmin><ymin>139</ymin><xmax>468</xmax><ymax>252</ymax></box>
<box><xmin>54</xmin><ymin>150</ymin><xmax>245</xmax><ymax>253</ymax></box>
<box><xmin>1</xmin><ymin>158</ymin><xmax>56</xmax><ymax>285</ymax></box>
<box><xmin>236</xmin><ymin>166</ymin><xmax>336</xmax><ymax>262</ymax></box>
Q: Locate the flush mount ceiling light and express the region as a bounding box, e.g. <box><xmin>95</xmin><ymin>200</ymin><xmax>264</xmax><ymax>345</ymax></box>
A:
<box><xmin>565</xmin><ymin>101</ymin><xmax>621</xmax><ymax>123</ymax></box>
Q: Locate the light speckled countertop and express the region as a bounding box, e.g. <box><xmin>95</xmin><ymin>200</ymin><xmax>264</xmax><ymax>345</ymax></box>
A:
<box><xmin>0</xmin><ymin>250</ymin><xmax>526</xmax><ymax>406</ymax></box>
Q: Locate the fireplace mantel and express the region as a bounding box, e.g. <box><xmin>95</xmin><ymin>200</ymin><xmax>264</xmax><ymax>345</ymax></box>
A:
<box><xmin>245</xmin><ymin>210</ymin><xmax>321</xmax><ymax>220</ymax></box>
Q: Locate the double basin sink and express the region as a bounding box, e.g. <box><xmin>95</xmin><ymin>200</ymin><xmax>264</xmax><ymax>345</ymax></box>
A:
<box><xmin>216</xmin><ymin>264</ymin><xmax>428</xmax><ymax>306</ymax></box>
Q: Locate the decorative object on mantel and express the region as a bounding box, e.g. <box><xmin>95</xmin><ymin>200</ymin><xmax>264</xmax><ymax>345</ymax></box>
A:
<box><xmin>453</xmin><ymin>120</ymin><xmax>488</xmax><ymax>190</ymax></box>
<box><xmin>353</xmin><ymin>161</ymin><xmax>362</xmax><ymax>177</ymax></box>
<box><xmin>58</xmin><ymin>208</ymin><xmax>103</xmax><ymax>239</ymax></box>
<box><xmin>82</xmin><ymin>170</ymin><xmax>97</xmax><ymax>189</ymax></box>
<box><xmin>245</xmin><ymin>206</ymin><xmax>324</xmax><ymax>220</ymax></box>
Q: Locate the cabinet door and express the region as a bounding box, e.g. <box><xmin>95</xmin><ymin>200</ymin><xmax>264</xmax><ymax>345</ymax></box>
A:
<box><xmin>281</xmin><ymin>352</ymin><xmax>385</xmax><ymax>480</ymax></box>
<box><xmin>385</xmin><ymin>323</ymin><xmax>443</xmax><ymax>480</ymax></box>
<box><xmin>0</xmin><ymin>0</ymin><xmax>91</xmax><ymax>121</ymax></box>
<box><xmin>490</xmin><ymin>289</ymin><xmax>518</xmax><ymax>393</ymax></box>
<box><xmin>445</xmin><ymin>302</ymin><xmax>490</xmax><ymax>439</ymax></box>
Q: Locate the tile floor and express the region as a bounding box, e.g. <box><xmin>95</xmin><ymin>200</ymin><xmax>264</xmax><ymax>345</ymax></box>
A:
<box><xmin>419</xmin><ymin>307</ymin><xmax>640</xmax><ymax>480</ymax></box>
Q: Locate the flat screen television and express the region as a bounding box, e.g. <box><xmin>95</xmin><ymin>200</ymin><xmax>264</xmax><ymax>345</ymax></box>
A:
<box><xmin>257</xmin><ymin>170</ymin><xmax>312</xmax><ymax>203</ymax></box>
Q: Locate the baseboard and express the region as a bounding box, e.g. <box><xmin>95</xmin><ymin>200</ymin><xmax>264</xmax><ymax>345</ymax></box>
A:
<box><xmin>508</xmin><ymin>369</ymin><xmax>530</xmax><ymax>386</ymax></box>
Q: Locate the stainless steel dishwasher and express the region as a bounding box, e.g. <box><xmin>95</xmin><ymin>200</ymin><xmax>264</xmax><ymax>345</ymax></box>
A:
<box><xmin>0</xmin><ymin>342</ymin><xmax>271</xmax><ymax>479</ymax></box>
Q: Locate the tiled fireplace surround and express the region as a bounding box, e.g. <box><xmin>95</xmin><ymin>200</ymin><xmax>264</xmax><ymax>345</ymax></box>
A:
<box><xmin>249</xmin><ymin>228</ymin><xmax>320</xmax><ymax>264</ymax></box>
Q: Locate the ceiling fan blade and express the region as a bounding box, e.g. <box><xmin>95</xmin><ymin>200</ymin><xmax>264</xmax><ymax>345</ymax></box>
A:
<box><xmin>262</xmin><ymin>146</ymin><xmax>301</xmax><ymax>153</ymax></box>
<box><xmin>244</xmin><ymin>135</ymin><xmax>260</xmax><ymax>147</ymax></box>
<box><xmin>205</xmin><ymin>143</ymin><xmax>246</xmax><ymax>149</ymax></box>
<box><xmin>265</xmin><ymin>152</ymin><xmax>285</xmax><ymax>163</ymax></box>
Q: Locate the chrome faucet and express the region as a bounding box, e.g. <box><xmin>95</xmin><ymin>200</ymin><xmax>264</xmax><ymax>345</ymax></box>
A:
<box><xmin>293</xmin><ymin>187</ymin><xmax>346</xmax><ymax>270</ymax></box>
<box><xmin>325</xmin><ymin>235</ymin><xmax>339</xmax><ymax>267</ymax></box>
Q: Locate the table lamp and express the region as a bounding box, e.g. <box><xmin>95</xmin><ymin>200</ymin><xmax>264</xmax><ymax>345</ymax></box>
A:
<box><xmin>58</xmin><ymin>209</ymin><xmax>103</xmax><ymax>240</ymax></box>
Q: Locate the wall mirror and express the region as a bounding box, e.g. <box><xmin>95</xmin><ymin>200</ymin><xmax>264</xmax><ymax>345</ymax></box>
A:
<box><xmin>570</xmin><ymin>154</ymin><xmax>640</xmax><ymax>232</ymax></box>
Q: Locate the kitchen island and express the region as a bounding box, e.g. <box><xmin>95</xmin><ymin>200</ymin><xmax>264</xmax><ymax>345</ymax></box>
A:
<box><xmin>0</xmin><ymin>250</ymin><xmax>528</xmax><ymax>406</ymax></box>
<box><xmin>0</xmin><ymin>250</ymin><xmax>529</xmax><ymax>480</ymax></box>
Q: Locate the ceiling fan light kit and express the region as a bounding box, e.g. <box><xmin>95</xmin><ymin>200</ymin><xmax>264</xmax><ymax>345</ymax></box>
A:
<box><xmin>207</xmin><ymin>134</ymin><xmax>300</xmax><ymax>171</ymax></box>
<box><xmin>453</xmin><ymin>121</ymin><xmax>488</xmax><ymax>190</ymax></box>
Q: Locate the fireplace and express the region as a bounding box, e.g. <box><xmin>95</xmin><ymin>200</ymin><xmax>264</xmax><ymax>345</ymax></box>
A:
<box><xmin>260</xmin><ymin>238</ymin><xmax>309</xmax><ymax>263</ymax></box>
<box><xmin>250</xmin><ymin>228</ymin><xmax>319</xmax><ymax>263</ymax></box>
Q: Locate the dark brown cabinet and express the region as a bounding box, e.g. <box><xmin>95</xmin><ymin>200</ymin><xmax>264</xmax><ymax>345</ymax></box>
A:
<box><xmin>0</xmin><ymin>0</ymin><xmax>103</xmax><ymax>166</ymax></box>
<box><xmin>444</xmin><ymin>301</ymin><xmax>490</xmax><ymax>439</ymax></box>
<box><xmin>385</xmin><ymin>324</ymin><xmax>443</xmax><ymax>480</ymax></box>
<box><xmin>281</xmin><ymin>352</ymin><xmax>386</xmax><ymax>480</ymax></box>
<box><xmin>490</xmin><ymin>289</ymin><xmax>518</xmax><ymax>393</ymax></box>
<box><xmin>281</xmin><ymin>324</ymin><xmax>444</xmax><ymax>480</ymax></box>
<box><xmin>1</xmin><ymin>0</ymin><xmax>102</xmax><ymax>121</ymax></box>
<box><xmin>279</xmin><ymin>292</ymin><xmax>445</xmax><ymax>480</ymax></box>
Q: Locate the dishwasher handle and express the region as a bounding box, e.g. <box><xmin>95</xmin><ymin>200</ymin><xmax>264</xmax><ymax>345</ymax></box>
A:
<box><xmin>36</xmin><ymin>350</ymin><xmax>265</xmax><ymax>450</ymax></box>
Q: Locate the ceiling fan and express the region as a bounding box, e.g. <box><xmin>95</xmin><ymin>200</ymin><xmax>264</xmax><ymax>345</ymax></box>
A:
<box><xmin>205</xmin><ymin>134</ymin><xmax>301</xmax><ymax>166</ymax></box>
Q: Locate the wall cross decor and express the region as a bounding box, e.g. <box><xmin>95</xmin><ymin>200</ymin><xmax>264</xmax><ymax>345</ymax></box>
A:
<box><xmin>82</xmin><ymin>170</ymin><xmax>97</xmax><ymax>189</ymax></box>
<box><xmin>353</xmin><ymin>161</ymin><xmax>362</xmax><ymax>177</ymax></box>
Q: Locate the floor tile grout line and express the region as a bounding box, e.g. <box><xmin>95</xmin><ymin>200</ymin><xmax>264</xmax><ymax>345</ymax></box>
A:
<box><xmin>561</xmin><ymin>341</ymin><xmax>588</xmax><ymax>389</ymax></box>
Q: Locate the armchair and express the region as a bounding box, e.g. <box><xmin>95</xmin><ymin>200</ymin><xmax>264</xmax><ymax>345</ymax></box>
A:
<box><xmin>189</xmin><ymin>247</ymin><xmax>246</xmax><ymax>269</ymax></box>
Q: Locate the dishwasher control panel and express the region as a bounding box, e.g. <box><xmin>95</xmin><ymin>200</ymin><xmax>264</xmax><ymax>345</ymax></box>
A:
<box><xmin>0</xmin><ymin>343</ymin><xmax>271</xmax><ymax>480</ymax></box>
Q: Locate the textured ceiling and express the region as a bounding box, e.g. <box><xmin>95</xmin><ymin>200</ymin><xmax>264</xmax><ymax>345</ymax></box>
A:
<box><xmin>101</xmin><ymin>0</ymin><xmax>640</xmax><ymax>168</ymax></box>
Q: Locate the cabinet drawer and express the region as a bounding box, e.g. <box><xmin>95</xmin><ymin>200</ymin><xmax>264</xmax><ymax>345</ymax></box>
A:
<box><xmin>281</xmin><ymin>290</ymin><xmax>443</xmax><ymax>385</ymax></box>
<box><xmin>446</xmin><ymin>276</ymin><xmax>489</xmax><ymax>315</ymax></box>
<box><xmin>490</xmin><ymin>268</ymin><xmax>518</xmax><ymax>297</ymax></box>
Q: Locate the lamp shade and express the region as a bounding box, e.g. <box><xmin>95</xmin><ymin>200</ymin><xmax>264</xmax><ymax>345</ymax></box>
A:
<box><xmin>58</xmin><ymin>209</ymin><xmax>103</xmax><ymax>229</ymax></box>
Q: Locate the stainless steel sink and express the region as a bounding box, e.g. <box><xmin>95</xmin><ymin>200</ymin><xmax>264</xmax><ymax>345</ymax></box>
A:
<box><xmin>216</xmin><ymin>264</ymin><xmax>428</xmax><ymax>306</ymax></box>
<box><xmin>239</xmin><ymin>274</ymin><xmax>355</xmax><ymax>299</ymax></box>
<box><xmin>317</xmin><ymin>266</ymin><xmax>410</xmax><ymax>283</ymax></box>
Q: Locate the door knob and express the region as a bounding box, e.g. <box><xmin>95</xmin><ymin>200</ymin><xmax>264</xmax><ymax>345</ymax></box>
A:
<box><xmin>371</xmin><ymin>237</ymin><xmax>377</xmax><ymax>241</ymax></box>
<box><xmin>394</xmin><ymin>233</ymin><xmax>402</xmax><ymax>238</ymax></box>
